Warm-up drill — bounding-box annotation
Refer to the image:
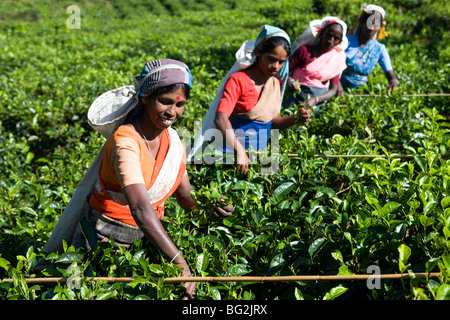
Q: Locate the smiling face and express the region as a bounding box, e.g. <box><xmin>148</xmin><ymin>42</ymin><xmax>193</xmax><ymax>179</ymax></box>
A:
<box><xmin>142</xmin><ymin>86</ymin><xmax>187</xmax><ymax>132</ymax></box>
<box><xmin>318</xmin><ymin>23</ymin><xmax>343</xmax><ymax>52</ymax></box>
<box><xmin>256</xmin><ymin>45</ymin><xmax>288</xmax><ymax>78</ymax></box>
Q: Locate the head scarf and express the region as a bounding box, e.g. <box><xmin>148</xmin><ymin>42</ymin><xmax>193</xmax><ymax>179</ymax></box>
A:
<box><xmin>135</xmin><ymin>59</ymin><xmax>193</xmax><ymax>98</ymax></box>
<box><xmin>349</xmin><ymin>4</ymin><xmax>388</xmax><ymax>41</ymax></box>
<box><xmin>88</xmin><ymin>58</ymin><xmax>193</xmax><ymax>139</ymax></box>
<box><xmin>291</xmin><ymin>16</ymin><xmax>348</xmax><ymax>53</ymax></box>
<box><xmin>188</xmin><ymin>25</ymin><xmax>291</xmax><ymax>162</ymax></box>
<box><xmin>237</xmin><ymin>25</ymin><xmax>291</xmax><ymax>94</ymax></box>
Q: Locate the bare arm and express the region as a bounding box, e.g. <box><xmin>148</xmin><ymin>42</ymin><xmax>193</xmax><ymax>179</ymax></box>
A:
<box><xmin>173</xmin><ymin>174</ymin><xmax>196</xmax><ymax>210</ymax></box>
<box><xmin>385</xmin><ymin>70</ymin><xmax>399</xmax><ymax>92</ymax></box>
<box><xmin>124</xmin><ymin>183</ymin><xmax>195</xmax><ymax>299</ymax></box>
<box><xmin>303</xmin><ymin>83</ymin><xmax>339</xmax><ymax>108</ymax></box>
<box><xmin>214</xmin><ymin>111</ymin><xmax>249</xmax><ymax>174</ymax></box>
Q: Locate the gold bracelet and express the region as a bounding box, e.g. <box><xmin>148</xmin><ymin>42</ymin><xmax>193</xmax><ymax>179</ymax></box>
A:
<box><xmin>170</xmin><ymin>251</ymin><xmax>181</xmax><ymax>263</ymax></box>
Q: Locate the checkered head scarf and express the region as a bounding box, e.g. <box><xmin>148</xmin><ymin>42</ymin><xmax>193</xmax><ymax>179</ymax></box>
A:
<box><xmin>134</xmin><ymin>59</ymin><xmax>193</xmax><ymax>98</ymax></box>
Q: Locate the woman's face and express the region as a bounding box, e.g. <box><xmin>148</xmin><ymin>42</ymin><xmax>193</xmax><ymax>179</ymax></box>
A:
<box><xmin>143</xmin><ymin>86</ymin><xmax>186</xmax><ymax>130</ymax></box>
<box><xmin>319</xmin><ymin>24</ymin><xmax>343</xmax><ymax>52</ymax></box>
<box><xmin>257</xmin><ymin>45</ymin><xmax>288</xmax><ymax>78</ymax></box>
<box><xmin>360</xmin><ymin>19</ymin><xmax>381</xmax><ymax>40</ymax></box>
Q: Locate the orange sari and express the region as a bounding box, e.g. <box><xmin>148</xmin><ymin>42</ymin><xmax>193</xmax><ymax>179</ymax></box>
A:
<box><xmin>89</xmin><ymin>126</ymin><xmax>186</xmax><ymax>227</ymax></box>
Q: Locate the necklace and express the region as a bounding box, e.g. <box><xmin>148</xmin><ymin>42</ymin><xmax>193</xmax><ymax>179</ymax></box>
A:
<box><xmin>134</xmin><ymin>120</ymin><xmax>152</xmax><ymax>154</ymax></box>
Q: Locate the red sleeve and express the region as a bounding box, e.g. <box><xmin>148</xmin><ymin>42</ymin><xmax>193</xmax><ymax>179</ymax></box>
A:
<box><xmin>289</xmin><ymin>46</ymin><xmax>309</xmax><ymax>73</ymax></box>
<box><xmin>216</xmin><ymin>74</ymin><xmax>243</xmax><ymax>117</ymax></box>
<box><xmin>330</xmin><ymin>74</ymin><xmax>340</xmax><ymax>86</ymax></box>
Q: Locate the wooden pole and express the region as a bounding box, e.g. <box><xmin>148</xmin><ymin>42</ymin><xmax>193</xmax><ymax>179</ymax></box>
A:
<box><xmin>0</xmin><ymin>272</ymin><xmax>441</xmax><ymax>284</ymax></box>
<box><xmin>352</xmin><ymin>93</ymin><xmax>450</xmax><ymax>97</ymax></box>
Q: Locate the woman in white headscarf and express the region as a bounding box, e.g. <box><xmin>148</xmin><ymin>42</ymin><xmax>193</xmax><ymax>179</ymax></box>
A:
<box><xmin>283</xmin><ymin>16</ymin><xmax>348</xmax><ymax>110</ymax></box>
<box><xmin>340</xmin><ymin>4</ymin><xmax>399</xmax><ymax>91</ymax></box>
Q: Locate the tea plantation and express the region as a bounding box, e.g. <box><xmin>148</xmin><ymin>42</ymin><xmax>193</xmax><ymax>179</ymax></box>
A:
<box><xmin>0</xmin><ymin>0</ymin><xmax>449</xmax><ymax>301</ymax></box>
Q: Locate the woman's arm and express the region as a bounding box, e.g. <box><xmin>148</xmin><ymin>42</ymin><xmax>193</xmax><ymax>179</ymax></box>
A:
<box><xmin>385</xmin><ymin>70</ymin><xmax>399</xmax><ymax>92</ymax></box>
<box><xmin>124</xmin><ymin>183</ymin><xmax>195</xmax><ymax>299</ymax></box>
<box><xmin>175</xmin><ymin>174</ymin><xmax>234</xmax><ymax>219</ymax></box>
<box><xmin>303</xmin><ymin>83</ymin><xmax>339</xmax><ymax>108</ymax></box>
<box><xmin>214</xmin><ymin>111</ymin><xmax>249</xmax><ymax>174</ymax></box>
<box><xmin>173</xmin><ymin>175</ymin><xmax>196</xmax><ymax>210</ymax></box>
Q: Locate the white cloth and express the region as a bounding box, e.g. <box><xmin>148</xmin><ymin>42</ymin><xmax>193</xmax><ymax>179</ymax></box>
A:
<box><xmin>291</xmin><ymin>16</ymin><xmax>348</xmax><ymax>53</ymax></box>
<box><xmin>188</xmin><ymin>40</ymin><xmax>256</xmax><ymax>162</ymax></box>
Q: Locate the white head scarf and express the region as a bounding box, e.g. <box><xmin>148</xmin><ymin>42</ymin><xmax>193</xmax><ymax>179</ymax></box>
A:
<box><xmin>291</xmin><ymin>16</ymin><xmax>348</xmax><ymax>53</ymax></box>
<box><xmin>350</xmin><ymin>4</ymin><xmax>388</xmax><ymax>41</ymax></box>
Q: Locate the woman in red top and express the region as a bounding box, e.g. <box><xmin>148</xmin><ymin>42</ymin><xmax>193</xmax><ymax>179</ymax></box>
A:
<box><xmin>189</xmin><ymin>25</ymin><xmax>310</xmax><ymax>174</ymax></box>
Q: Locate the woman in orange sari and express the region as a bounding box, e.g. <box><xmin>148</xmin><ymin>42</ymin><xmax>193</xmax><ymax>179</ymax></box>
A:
<box><xmin>43</xmin><ymin>59</ymin><xmax>234</xmax><ymax>300</ymax></box>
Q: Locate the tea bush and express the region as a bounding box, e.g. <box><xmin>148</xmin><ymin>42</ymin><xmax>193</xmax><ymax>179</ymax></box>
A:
<box><xmin>0</xmin><ymin>0</ymin><xmax>449</xmax><ymax>300</ymax></box>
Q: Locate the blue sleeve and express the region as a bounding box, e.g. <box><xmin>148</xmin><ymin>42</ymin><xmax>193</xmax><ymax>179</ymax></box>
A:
<box><xmin>378</xmin><ymin>44</ymin><xmax>393</xmax><ymax>72</ymax></box>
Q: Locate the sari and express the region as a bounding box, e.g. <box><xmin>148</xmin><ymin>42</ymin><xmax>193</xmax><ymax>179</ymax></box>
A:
<box><xmin>74</xmin><ymin>126</ymin><xmax>186</xmax><ymax>250</ymax></box>
<box><xmin>41</xmin><ymin>59</ymin><xmax>192</xmax><ymax>255</ymax></box>
<box><xmin>284</xmin><ymin>17</ymin><xmax>347</xmax><ymax>109</ymax></box>
<box><xmin>222</xmin><ymin>75</ymin><xmax>281</xmax><ymax>153</ymax></box>
<box><xmin>341</xmin><ymin>4</ymin><xmax>392</xmax><ymax>89</ymax></box>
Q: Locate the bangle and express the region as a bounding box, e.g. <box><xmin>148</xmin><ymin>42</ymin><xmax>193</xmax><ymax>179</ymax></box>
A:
<box><xmin>170</xmin><ymin>251</ymin><xmax>181</xmax><ymax>263</ymax></box>
<box><xmin>315</xmin><ymin>96</ymin><xmax>319</xmax><ymax>104</ymax></box>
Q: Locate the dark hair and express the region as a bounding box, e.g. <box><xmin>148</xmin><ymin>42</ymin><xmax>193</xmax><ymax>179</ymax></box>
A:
<box><xmin>320</xmin><ymin>22</ymin><xmax>343</xmax><ymax>36</ymax></box>
<box><xmin>146</xmin><ymin>83</ymin><xmax>191</xmax><ymax>100</ymax></box>
<box><xmin>359</xmin><ymin>10</ymin><xmax>384</xmax><ymax>26</ymax></box>
<box><xmin>125</xmin><ymin>83</ymin><xmax>191</xmax><ymax>124</ymax></box>
<box><xmin>259</xmin><ymin>36</ymin><xmax>291</xmax><ymax>56</ymax></box>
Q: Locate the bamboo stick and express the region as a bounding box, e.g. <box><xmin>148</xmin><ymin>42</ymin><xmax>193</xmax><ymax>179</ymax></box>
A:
<box><xmin>0</xmin><ymin>272</ymin><xmax>441</xmax><ymax>284</ymax></box>
<box><xmin>310</xmin><ymin>154</ymin><xmax>415</xmax><ymax>158</ymax></box>
<box><xmin>352</xmin><ymin>93</ymin><xmax>449</xmax><ymax>97</ymax></box>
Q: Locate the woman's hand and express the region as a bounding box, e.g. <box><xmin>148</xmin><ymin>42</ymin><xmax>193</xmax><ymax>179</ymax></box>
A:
<box><xmin>388</xmin><ymin>79</ymin><xmax>399</xmax><ymax>92</ymax></box>
<box><xmin>236</xmin><ymin>148</ymin><xmax>250</xmax><ymax>175</ymax></box>
<box><xmin>286</xmin><ymin>77</ymin><xmax>300</xmax><ymax>93</ymax></box>
<box><xmin>337</xmin><ymin>82</ymin><xmax>344</xmax><ymax>97</ymax></box>
<box><xmin>171</xmin><ymin>254</ymin><xmax>196</xmax><ymax>300</ymax></box>
<box><xmin>180</xmin><ymin>267</ymin><xmax>196</xmax><ymax>300</ymax></box>
<box><xmin>385</xmin><ymin>70</ymin><xmax>399</xmax><ymax>92</ymax></box>
<box><xmin>296</xmin><ymin>106</ymin><xmax>311</xmax><ymax>124</ymax></box>
<box><xmin>303</xmin><ymin>96</ymin><xmax>318</xmax><ymax>109</ymax></box>
<box><xmin>211</xmin><ymin>195</ymin><xmax>234</xmax><ymax>220</ymax></box>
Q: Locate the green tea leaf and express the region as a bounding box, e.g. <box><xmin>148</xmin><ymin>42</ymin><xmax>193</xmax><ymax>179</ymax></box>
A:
<box><xmin>441</xmin><ymin>197</ymin><xmax>450</xmax><ymax>209</ymax></box>
<box><xmin>308</xmin><ymin>238</ymin><xmax>326</xmax><ymax>260</ymax></box>
<box><xmin>398</xmin><ymin>244</ymin><xmax>411</xmax><ymax>272</ymax></box>
<box><xmin>380</xmin><ymin>202</ymin><xmax>401</xmax><ymax>216</ymax></box>
<box><xmin>323</xmin><ymin>285</ymin><xmax>348</xmax><ymax>300</ymax></box>
<box><xmin>227</xmin><ymin>264</ymin><xmax>251</xmax><ymax>276</ymax></box>
<box><xmin>55</xmin><ymin>252</ymin><xmax>83</xmax><ymax>264</ymax></box>
<box><xmin>196</xmin><ymin>253</ymin><xmax>209</xmax><ymax>273</ymax></box>
<box><xmin>435</xmin><ymin>284</ymin><xmax>450</xmax><ymax>300</ymax></box>
<box><xmin>273</xmin><ymin>182</ymin><xmax>295</xmax><ymax>200</ymax></box>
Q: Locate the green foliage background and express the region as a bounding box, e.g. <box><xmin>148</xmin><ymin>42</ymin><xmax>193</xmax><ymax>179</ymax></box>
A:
<box><xmin>0</xmin><ymin>0</ymin><xmax>449</xmax><ymax>300</ymax></box>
